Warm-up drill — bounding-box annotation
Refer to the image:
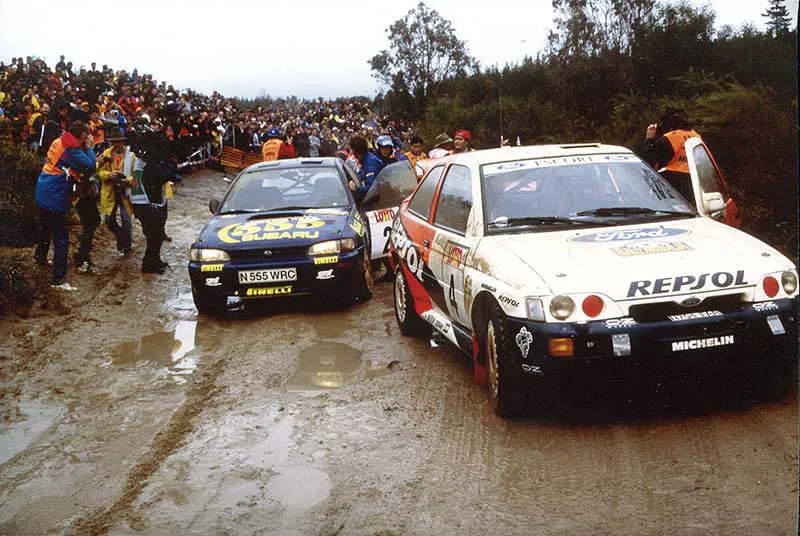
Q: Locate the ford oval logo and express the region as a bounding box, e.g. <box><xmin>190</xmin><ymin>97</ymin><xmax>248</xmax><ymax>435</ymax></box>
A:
<box><xmin>569</xmin><ymin>227</ymin><xmax>689</xmax><ymax>243</ymax></box>
<box><xmin>679</xmin><ymin>296</ymin><xmax>703</xmax><ymax>307</ymax></box>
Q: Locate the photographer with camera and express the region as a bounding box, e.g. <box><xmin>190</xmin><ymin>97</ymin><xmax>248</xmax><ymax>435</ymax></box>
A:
<box><xmin>96</xmin><ymin>127</ymin><xmax>136</xmax><ymax>256</ymax></box>
<box><xmin>128</xmin><ymin>121</ymin><xmax>181</xmax><ymax>274</ymax></box>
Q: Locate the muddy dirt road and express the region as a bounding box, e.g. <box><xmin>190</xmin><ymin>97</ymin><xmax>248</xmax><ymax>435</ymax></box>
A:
<box><xmin>1</xmin><ymin>169</ymin><xmax>797</xmax><ymax>535</ymax></box>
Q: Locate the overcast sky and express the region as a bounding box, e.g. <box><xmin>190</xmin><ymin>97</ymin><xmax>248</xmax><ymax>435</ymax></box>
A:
<box><xmin>1</xmin><ymin>0</ymin><xmax>796</xmax><ymax>99</ymax></box>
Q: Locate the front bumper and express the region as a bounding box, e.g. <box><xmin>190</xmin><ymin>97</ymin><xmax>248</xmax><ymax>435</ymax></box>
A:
<box><xmin>505</xmin><ymin>298</ymin><xmax>798</xmax><ymax>381</ymax></box>
<box><xmin>188</xmin><ymin>249</ymin><xmax>364</xmax><ymax>300</ymax></box>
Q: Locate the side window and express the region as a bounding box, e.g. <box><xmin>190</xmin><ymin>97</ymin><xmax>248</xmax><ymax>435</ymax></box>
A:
<box><xmin>433</xmin><ymin>164</ymin><xmax>473</xmax><ymax>234</ymax></box>
<box><xmin>691</xmin><ymin>144</ymin><xmax>726</xmax><ymax>195</ymax></box>
<box><xmin>408</xmin><ymin>165</ymin><xmax>444</xmax><ymax>220</ymax></box>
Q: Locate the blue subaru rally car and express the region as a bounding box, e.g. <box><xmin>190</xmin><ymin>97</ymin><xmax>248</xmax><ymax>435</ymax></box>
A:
<box><xmin>188</xmin><ymin>158</ymin><xmax>373</xmax><ymax>315</ymax></box>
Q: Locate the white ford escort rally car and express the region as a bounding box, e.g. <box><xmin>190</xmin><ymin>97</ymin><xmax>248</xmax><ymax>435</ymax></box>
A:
<box><xmin>389</xmin><ymin>143</ymin><xmax>798</xmax><ymax>417</ymax></box>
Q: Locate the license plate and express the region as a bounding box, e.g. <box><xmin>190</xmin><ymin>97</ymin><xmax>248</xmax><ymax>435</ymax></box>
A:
<box><xmin>238</xmin><ymin>268</ymin><xmax>297</xmax><ymax>284</ymax></box>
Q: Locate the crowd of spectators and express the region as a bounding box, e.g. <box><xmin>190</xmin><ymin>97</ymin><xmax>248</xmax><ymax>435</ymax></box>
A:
<box><xmin>0</xmin><ymin>55</ymin><xmax>421</xmax><ymax>166</ymax></box>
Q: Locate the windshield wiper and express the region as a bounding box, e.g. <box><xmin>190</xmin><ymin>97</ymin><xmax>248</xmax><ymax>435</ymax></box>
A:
<box><xmin>266</xmin><ymin>205</ymin><xmax>314</xmax><ymax>211</ymax></box>
<box><xmin>488</xmin><ymin>216</ymin><xmax>583</xmax><ymax>228</ymax></box>
<box><xmin>218</xmin><ymin>208</ymin><xmax>263</xmax><ymax>215</ymax></box>
<box><xmin>575</xmin><ymin>207</ymin><xmax>695</xmax><ymax>217</ymax></box>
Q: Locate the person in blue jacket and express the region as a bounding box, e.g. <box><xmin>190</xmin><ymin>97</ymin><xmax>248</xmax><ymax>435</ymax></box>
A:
<box><xmin>347</xmin><ymin>135</ymin><xmax>385</xmax><ymax>203</ymax></box>
<box><xmin>34</xmin><ymin>120</ymin><xmax>97</xmax><ymax>290</ymax></box>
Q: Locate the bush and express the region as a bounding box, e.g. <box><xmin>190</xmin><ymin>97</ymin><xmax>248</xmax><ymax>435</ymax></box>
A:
<box><xmin>0</xmin><ymin>139</ymin><xmax>41</xmax><ymax>247</ymax></box>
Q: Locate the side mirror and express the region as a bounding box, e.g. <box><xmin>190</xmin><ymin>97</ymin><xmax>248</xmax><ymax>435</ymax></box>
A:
<box><xmin>701</xmin><ymin>192</ymin><xmax>725</xmax><ymax>219</ymax></box>
<box><xmin>209</xmin><ymin>198</ymin><xmax>221</xmax><ymax>214</ymax></box>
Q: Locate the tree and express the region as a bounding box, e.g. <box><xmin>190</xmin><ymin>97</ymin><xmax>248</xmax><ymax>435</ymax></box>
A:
<box><xmin>547</xmin><ymin>0</ymin><xmax>657</xmax><ymax>59</ymax></box>
<box><xmin>368</xmin><ymin>2</ymin><xmax>478</xmax><ymax>117</ymax></box>
<box><xmin>762</xmin><ymin>0</ymin><xmax>793</xmax><ymax>37</ymax></box>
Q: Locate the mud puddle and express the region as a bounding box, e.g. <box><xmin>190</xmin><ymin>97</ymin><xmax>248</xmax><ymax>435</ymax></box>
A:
<box><xmin>105</xmin><ymin>321</ymin><xmax>203</xmax><ymax>382</ymax></box>
<box><xmin>283</xmin><ymin>341</ymin><xmax>391</xmax><ymax>392</ymax></box>
<box><xmin>0</xmin><ymin>400</ymin><xmax>65</xmax><ymax>464</ymax></box>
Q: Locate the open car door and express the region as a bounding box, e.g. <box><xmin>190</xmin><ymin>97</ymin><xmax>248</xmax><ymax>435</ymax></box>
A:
<box><xmin>360</xmin><ymin>160</ymin><xmax>419</xmax><ymax>260</ymax></box>
<box><xmin>684</xmin><ymin>137</ymin><xmax>742</xmax><ymax>228</ymax></box>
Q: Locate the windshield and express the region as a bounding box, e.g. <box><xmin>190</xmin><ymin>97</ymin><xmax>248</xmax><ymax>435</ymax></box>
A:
<box><xmin>219</xmin><ymin>166</ymin><xmax>349</xmax><ymax>213</ymax></box>
<box><xmin>481</xmin><ymin>154</ymin><xmax>696</xmax><ymax>231</ymax></box>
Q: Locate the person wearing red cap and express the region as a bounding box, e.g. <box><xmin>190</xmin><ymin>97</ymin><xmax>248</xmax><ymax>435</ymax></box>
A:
<box><xmin>451</xmin><ymin>129</ymin><xmax>474</xmax><ymax>153</ymax></box>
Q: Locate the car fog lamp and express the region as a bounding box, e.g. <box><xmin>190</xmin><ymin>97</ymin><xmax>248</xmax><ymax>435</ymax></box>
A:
<box><xmin>190</xmin><ymin>248</ymin><xmax>230</xmax><ymax>262</ymax></box>
<box><xmin>581</xmin><ymin>295</ymin><xmax>604</xmax><ymax>318</ymax></box>
<box><xmin>763</xmin><ymin>276</ymin><xmax>780</xmax><ymax>298</ymax></box>
<box><xmin>548</xmin><ymin>338</ymin><xmax>574</xmax><ymax>357</ymax></box>
<box><xmin>781</xmin><ymin>272</ymin><xmax>797</xmax><ymax>294</ymax></box>
<box><xmin>526</xmin><ymin>298</ymin><xmax>545</xmax><ymax>321</ymax></box>
<box><xmin>549</xmin><ymin>295</ymin><xmax>575</xmax><ymax>320</ymax></box>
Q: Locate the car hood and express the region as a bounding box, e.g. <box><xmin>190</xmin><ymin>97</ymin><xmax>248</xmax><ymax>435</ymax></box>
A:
<box><xmin>195</xmin><ymin>208</ymin><xmax>351</xmax><ymax>251</ymax></box>
<box><xmin>488</xmin><ymin>218</ymin><xmax>794</xmax><ymax>299</ymax></box>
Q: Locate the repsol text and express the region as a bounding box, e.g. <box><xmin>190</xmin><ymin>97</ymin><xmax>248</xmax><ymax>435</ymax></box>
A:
<box><xmin>627</xmin><ymin>270</ymin><xmax>747</xmax><ymax>297</ymax></box>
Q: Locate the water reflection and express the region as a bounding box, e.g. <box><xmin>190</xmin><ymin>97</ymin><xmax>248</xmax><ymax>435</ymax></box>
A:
<box><xmin>284</xmin><ymin>341</ymin><xmax>391</xmax><ymax>392</ymax></box>
<box><xmin>108</xmin><ymin>321</ymin><xmax>199</xmax><ymax>378</ymax></box>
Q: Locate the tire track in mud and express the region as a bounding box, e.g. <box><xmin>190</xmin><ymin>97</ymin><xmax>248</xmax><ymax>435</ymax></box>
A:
<box><xmin>71</xmin><ymin>352</ymin><xmax>229</xmax><ymax>536</ymax></box>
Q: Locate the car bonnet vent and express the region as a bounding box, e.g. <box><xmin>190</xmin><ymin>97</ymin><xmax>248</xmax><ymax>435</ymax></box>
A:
<box><xmin>559</xmin><ymin>143</ymin><xmax>601</xmax><ymax>149</ymax></box>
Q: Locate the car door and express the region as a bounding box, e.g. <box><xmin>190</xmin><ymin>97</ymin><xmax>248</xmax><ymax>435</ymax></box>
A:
<box><xmin>360</xmin><ymin>161</ymin><xmax>419</xmax><ymax>260</ymax></box>
<box><xmin>394</xmin><ymin>164</ymin><xmax>446</xmax><ymax>307</ymax></box>
<box><xmin>684</xmin><ymin>137</ymin><xmax>741</xmax><ymax>227</ymax></box>
<box><xmin>428</xmin><ymin>164</ymin><xmax>477</xmax><ymax>328</ymax></box>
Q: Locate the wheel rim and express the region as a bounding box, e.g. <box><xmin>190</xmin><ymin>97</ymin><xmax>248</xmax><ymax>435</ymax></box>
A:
<box><xmin>395</xmin><ymin>270</ymin><xmax>407</xmax><ymax>322</ymax></box>
<box><xmin>486</xmin><ymin>320</ymin><xmax>499</xmax><ymax>400</ymax></box>
<box><xmin>363</xmin><ymin>252</ymin><xmax>374</xmax><ymax>294</ymax></box>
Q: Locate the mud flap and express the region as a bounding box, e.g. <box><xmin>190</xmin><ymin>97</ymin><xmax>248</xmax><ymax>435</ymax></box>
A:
<box><xmin>472</xmin><ymin>335</ymin><xmax>486</xmax><ymax>385</ymax></box>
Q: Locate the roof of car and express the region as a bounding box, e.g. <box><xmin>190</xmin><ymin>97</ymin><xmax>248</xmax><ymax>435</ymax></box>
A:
<box><xmin>243</xmin><ymin>157</ymin><xmax>342</xmax><ymax>173</ymax></box>
<box><xmin>432</xmin><ymin>143</ymin><xmax>635</xmax><ymax>166</ymax></box>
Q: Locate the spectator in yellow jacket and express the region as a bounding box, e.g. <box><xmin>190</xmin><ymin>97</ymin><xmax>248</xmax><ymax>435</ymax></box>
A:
<box><xmin>96</xmin><ymin>127</ymin><xmax>135</xmax><ymax>255</ymax></box>
<box><xmin>404</xmin><ymin>135</ymin><xmax>427</xmax><ymax>181</ymax></box>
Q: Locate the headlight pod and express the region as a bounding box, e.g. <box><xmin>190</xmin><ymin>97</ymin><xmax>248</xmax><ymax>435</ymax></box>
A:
<box><xmin>781</xmin><ymin>271</ymin><xmax>797</xmax><ymax>294</ymax></box>
<box><xmin>549</xmin><ymin>295</ymin><xmax>575</xmax><ymax>320</ymax></box>
<box><xmin>190</xmin><ymin>248</ymin><xmax>230</xmax><ymax>262</ymax></box>
<box><xmin>526</xmin><ymin>298</ymin><xmax>544</xmax><ymax>321</ymax></box>
<box><xmin>308</xmin><ymin>238</ymin><xmax>356</xmax><ymax>256</ymax></box>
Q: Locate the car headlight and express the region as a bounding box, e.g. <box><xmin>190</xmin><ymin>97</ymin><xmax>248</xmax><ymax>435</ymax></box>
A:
<box><xmin>190</xmin><ymin>248</ymin><xmax>230</xmax><ymax>262</ymax></box>
<box><xmin>549</xmin><ymin>295</ymin><xmax>575</xmax><ymax>320</ymax></box>
<box><xmin>308</xmin><ymin>238</ymin><xmax>356</xmax><ymax>256</ymax></box>
<box><xmin>526</xmin><ymin>298</ymin><xmax>544</xmax><ymax>321</ymax></box>
<box><xmin>782</xmin><ymin>271</ymin><xmax>797</xmax><ymax>294</ymax></box>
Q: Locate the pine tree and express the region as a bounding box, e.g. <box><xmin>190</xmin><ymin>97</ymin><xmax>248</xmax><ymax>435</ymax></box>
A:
<box><xmin>762</xmin><ymin>0</ymin><xmax>793</xmax><ymax>37</ymax></box>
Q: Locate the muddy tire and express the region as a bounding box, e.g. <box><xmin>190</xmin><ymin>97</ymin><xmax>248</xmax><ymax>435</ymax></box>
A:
<box><xmin>356</xmin><ymin>249</ymin><xmax>374</xmax><ymax>302</ymax></box>
<box><xmin>485</xmin><ymin>301</ymin><xmax>527</xmax><ymax>418</ymax></box>
<box><xmin>192</xmin><ymin>282</ymin><xmax>227</xmax><ymax>316</ymax></box>
<box><xmin>394</xmin><ymin>268</ymin><xmax>429</xmax><ymax>337</ymax></box>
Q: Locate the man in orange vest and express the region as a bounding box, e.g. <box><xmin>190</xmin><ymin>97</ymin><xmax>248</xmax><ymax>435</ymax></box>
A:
<box><xmin>639</xmin><ymin>108</ymin><xmax>701</xmax><ymax>203</ymax></box>
<box><xmin>261</xmin><ymin>127</ymin><xmax>296</xmax><ymax>161</ymax></box>
<box><xmin>34</xmin><ymin>120</ymin><xmax>97</xmax><ymax>289</ymax></box>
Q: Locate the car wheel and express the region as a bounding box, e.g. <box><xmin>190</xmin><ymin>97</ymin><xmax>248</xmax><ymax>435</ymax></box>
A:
<box><xmin>356</xmin><ymin>249</ymin><xmax>374</xmax><ymax>302</ymax></box>
<box><xmin>485</xmin><ymin>301</ymin><xmax>527</xmax><ymax>417</ymax></box>
<box><xmin>192</xmin><ymin>282</ymin><xmax>227</xmax><ymax>316</ymax></box>
<box><xmin>394</xmin><ymin>268</ymin><xmax>429</xmax><ymax>336</ymax></box>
